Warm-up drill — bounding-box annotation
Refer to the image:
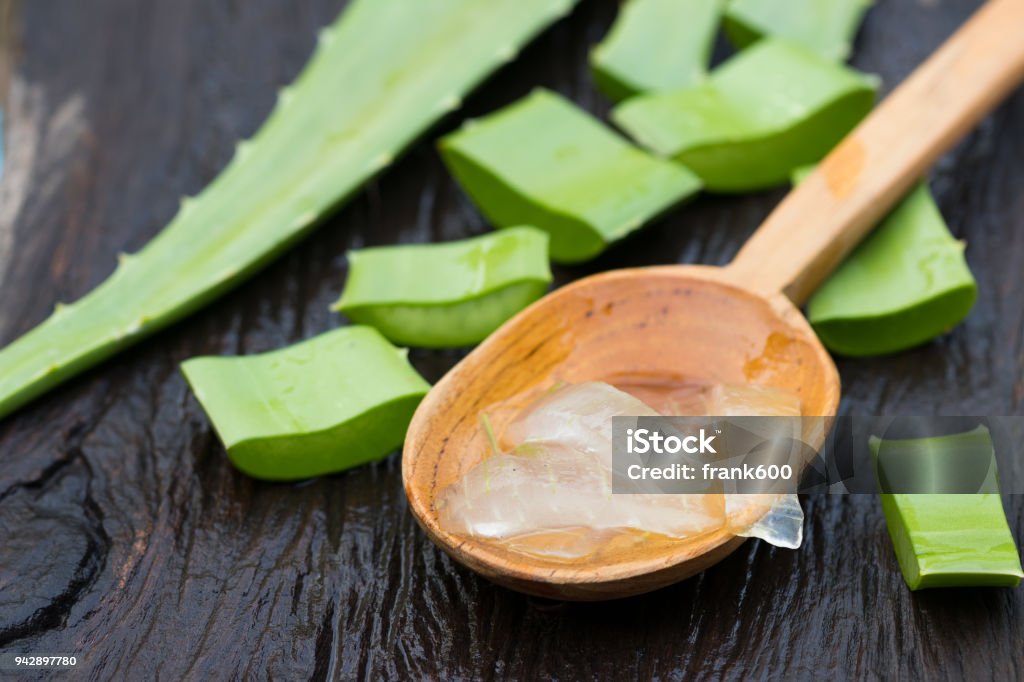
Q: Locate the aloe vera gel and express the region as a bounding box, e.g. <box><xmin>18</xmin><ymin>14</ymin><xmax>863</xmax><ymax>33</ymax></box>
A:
<box><xmin>439</xmin><ymin>381</ymin><xmax>806</xmax><ymax>562</ymax></box>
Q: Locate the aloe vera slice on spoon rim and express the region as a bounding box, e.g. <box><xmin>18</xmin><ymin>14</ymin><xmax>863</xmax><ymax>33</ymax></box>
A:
<box><xmin>0</xmin><ymin>0</ymin><xmax>579</xmax><ymax>420</ymax></box>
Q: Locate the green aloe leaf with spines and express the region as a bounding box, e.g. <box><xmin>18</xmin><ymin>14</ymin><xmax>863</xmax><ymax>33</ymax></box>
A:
<box><xmin>0</xmin><ymin>0</ymin><xmax>579</xmax><ymax>420</ymax></box>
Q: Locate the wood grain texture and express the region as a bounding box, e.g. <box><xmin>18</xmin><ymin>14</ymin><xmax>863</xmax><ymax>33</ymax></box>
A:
<box><xmin>730</xmin><ymin>0</ymin><xmax>1024</xmax><ymax>305</ymax></box>
<box><xmin>1</xmin><ymin>0</ymin><xmax>1022</xmax><ymax>679</ymax></box>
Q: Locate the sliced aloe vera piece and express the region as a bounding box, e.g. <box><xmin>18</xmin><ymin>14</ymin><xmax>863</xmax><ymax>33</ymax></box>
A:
<box><xmin>802</xmin><ymin>173</ymin><xmax>976</xmax><ymax>357</ymax></box>
<box><xmin>0</xmin><ymin>0</ymin><xmax>578</xmax><ymax>420</ymax></box>
<box><xmin>334</xmin><ymin>227</ymin><xmax>552</xmax><ymax>348</ymax></box>
<box><xmin>590</xmin><ymin>0</ymin><xmax>724</xmax><ymax>101</ymax></box>
<box><xmin>181</xmin><ymin>326</ymin><xmax>430</xmax><ymax>481</ymax></box>
<box><xmin>612</xmin><ymin>38</ymin><xmax>877</xmax><ymax>192</ymax></box>
<box><xmin>869</xmin><ymin>428</ymin><xmax>1023</xmax><ymax>590</ymax></box>
<box><xmin>440</xmin><ymin>89</ymin><xmax>703</xmax><ymax>263</ymax></box>
<box><xmin>725</xmin><ymin>0</ymin><xmax>873</xmax><ymax>62</ymax></box>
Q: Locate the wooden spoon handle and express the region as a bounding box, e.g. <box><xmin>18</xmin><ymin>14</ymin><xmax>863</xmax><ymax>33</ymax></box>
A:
<box><xmin>728</xmin><ymin>0</ymin><xmax>1024</xmax><ymax>306</ymax></box>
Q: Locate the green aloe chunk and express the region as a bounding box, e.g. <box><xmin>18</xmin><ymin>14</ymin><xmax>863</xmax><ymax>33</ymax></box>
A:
<box><xmin>590</xmin><ymin>0</ymin><xmax>724</xmax><ymax>101</ymax></box>
<box><xmin>802</xmin><ymin>172</ymin><xmax>976</xmax><ymax>357</ymax></box>
<box><xmin>725</xmin><ymin>0</ymin><xmax>873</xmax><ymax>62</ymax></box>
<box><xmin>0</xmin><ymin>0</ymin><xmax>578</xmax><ymax>420</ymax></box>
<box><xmin>869</xmin><ymin>428</ymin><xmax>1023</xmax><ymax>590</ymax></box>
<box><xmin>440</xmin><ymin>89</ymin><xmax>703</xmax><ymax>263</ymax></box>
<box><xmin>612</xmin><ymin>38</ymin><xmax>877</xmax><ymax>192</ymax></box>
<box><xmin>181</xmin><ymin>326</ymin><xmax>430</xmax><ymax>481</ymax></box>
<box><xmin>334</xmin><ymin>227</ymin><xmax>552</xmax><ymax>348</ymax></box>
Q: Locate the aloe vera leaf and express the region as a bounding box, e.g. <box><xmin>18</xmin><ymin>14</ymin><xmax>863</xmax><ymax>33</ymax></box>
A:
<box><xmin>181</xmin><ymin>326</ymin><xmax>430</xmax><ymax>481</ymax></box>
<box><xmin>334</xmin><ymin>226</ymin><xmax>552</xmax><ymax>348</ymax></box>
<box><xmin>0</xmin><ymin>0</ymin><xmax>578</xmax><ymax>421</ymax></box>
<box><xmin>439</xmin><ymin>89</ymin><xmax>703</xmax><ymax>264</ymax></box>
<box><xmin>869</xmin><ymin>428</ymin><xmax>1023</xmax><ymax>590</ymax></box>
<box><xmin>611</xmin><ymin>38</ymin><xmax>878</xmax><ymax>192</ymax></box>
<box><xmin>590</xmin><ymin>0</ymin><xmax>724</xmax><ymax>101</ymax></box>
<box><xmin>801</xmin><ymin>173</ymin><xmax>976</xmax><ymax>357</ymax></box>
<box><xmin>724</xmin><ymin>0</ymin><xmax>873</xmax><ymax>62</ymax></box>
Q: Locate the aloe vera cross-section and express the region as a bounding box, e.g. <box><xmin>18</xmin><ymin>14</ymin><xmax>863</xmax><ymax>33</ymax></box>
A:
<box><xmin>0</xmin><ymin>0</ymin><xmax>578</xmax><ymax>420</ymax></box>
<box><xmin>440</xmin><ymin>89</ymin><xmax>703</xmax><ymax>263</ymax></box>
<box><xmin>725</xmin><ymin>0</ymin><xmax>873</xmax><ymax>62</ymax></box>
<box><xmin>334</xmin><ymin>227</ymin><xmax>552</xmax><ymax>348</ymax></box>
<box><xmin>805</xmin><ymin>178</ymin><xmax>976</xmax><ymax>357</ymax></box>
<box><xmin>590</xmin><ymin>0</ymin><xmax>724</xmax><ymax>101</ymax></box>
<box><xmin>612</xmin><ymin>38</ymin><xmax>877</xmax><ymax>192</ymax></box>
<box><xmin>182</xmin><ymin>326</ymin><xmax>430</xmax><ymax>481</ymax></box>
<box><xmin>870</xmin><ymin>427</ymin><xmax>1023</xmax><ymax>590</ymax></box>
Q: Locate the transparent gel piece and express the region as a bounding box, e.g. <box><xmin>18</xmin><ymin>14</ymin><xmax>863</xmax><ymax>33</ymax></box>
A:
<box><xmin>711</xmin><ymin>383</ymin><xmax>804</xmax><ymax>550</ymax></box>
<box><xmin>439</xmin><ymin>381</ymin><xmax>806</xmax><ymax>560</ymax></box>
<box><xmin>728</xmin><ymin>493</ymin><xmax>804</xmax><ymax>550</ymax></box>
<box><xmin>503</xmin><ymin>381</ymin><xmax>661</xmax><ymax>462</ymax></box>
<box><xmin>437</xmin><ymin>441</ymin><xmax>725</xmax><ymax>560</ymax></box>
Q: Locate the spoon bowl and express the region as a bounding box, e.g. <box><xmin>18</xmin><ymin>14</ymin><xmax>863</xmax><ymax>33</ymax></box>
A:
<box><xmin>403</xmin><ymin>266</ymin><xmax>838</xmax><ymax>599</ymax></box>
<box><xmin>403</xmin><ymin>0</ymin><xmax>1024</xmax><ymax>600</ymax></box>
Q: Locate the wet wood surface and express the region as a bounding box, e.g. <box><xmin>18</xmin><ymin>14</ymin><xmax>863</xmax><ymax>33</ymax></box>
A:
<box><xmin>1</xmin><ymin>0</ymin><xmax>1022</xmax><ymax>679</ymax></box>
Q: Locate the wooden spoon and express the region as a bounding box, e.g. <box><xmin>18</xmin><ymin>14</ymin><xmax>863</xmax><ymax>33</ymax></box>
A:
<box><xmin>403</xmin><ymin>0</ymin><xmax>1024</xmax><ymax>600</ymax></box>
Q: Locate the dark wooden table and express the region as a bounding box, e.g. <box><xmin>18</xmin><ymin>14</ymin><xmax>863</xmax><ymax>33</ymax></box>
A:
<box><xmin>1</xmin><ymin>1</ymin><xmax>1022</xmax><ymax>679</ymax></box>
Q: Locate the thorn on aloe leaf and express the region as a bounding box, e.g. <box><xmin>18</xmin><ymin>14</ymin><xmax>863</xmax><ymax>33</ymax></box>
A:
<box><xmin>125</xmin><ymin>320</ymin><xmax>143</xmax><ymax>335</ymax></box>
<box><xmin>291</xmin><ymin>211</ymin><xmax>318</xmax><ymax>230</ymax></box>
<box><xmin>439</xmin><ymin>94</ymin><xmax>462</xmax><ymax>112</ymax></box>
<box><xmin>235</xmin><ymin>140</ymin><xmax>253</xmax><ymax>161</ymax></box>
<box><xmin>0</xmin><ymin>0</ymin><xmax>584</xmax><ymax>421</ymax></box>
<box><xmin>624</xmin><ymin>216</ymin><xmax>643</xmax><ymax>232</ymax></box>
<box><xmin>370</xmin><ymin>153</ymin><xmax>393</xmax><ymax>172</ymax></box>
